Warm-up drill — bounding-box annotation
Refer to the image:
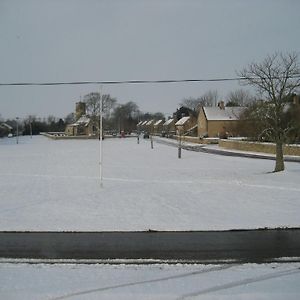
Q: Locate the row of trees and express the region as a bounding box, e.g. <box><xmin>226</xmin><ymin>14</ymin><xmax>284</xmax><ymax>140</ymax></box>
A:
<box><xmin>0</xmin><ymin>116</ymin><xmax>66</xmax><ymax>136</ymax></box>
<box><xmin>77</xmin><ymin>92</ymin><xmax>165</xmax><ymax>134</ymax></box>
<box><xmin>180</xmin><ymin>89</ymin><xmax>255</xmax><ymax>110</ymax></box>
<box><xmin>0</xmin><ymin>96</ymin><xmax>165</xmax><ymax>136</ymax></box>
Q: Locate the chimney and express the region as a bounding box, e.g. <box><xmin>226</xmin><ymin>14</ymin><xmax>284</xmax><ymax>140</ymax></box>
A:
<box><xmin>293</xmin><ymin>95</ymin><xmax>300</xmax><ymax>106</ymax></box>
<box><xmin>218</xmin><ymin>101</ymin><xmax>225</xmax><ymax>110</ymax></box>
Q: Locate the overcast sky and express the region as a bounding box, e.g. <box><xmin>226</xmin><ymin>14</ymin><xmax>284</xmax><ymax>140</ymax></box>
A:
<box><xmin>0</xmin><ymin>0</ymin><xmax>300</xmax><ymax>119</ymax></box>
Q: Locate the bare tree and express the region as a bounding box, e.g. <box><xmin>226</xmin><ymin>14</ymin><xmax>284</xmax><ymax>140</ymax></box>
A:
<box><xmin>226</xmin><ymin>89</ymin><xmax>254</xmax><ymax>107</ymax></box>
<box><xmin>200</xmin><ymin>90</ymin><xmax>219</xmax><ymax>107</ymax></box>
<box><xmin>180</xmin><ymin>90</ymin><xmax>219</xmax><ymax>110</ymax></box>
<box><xmin>112</xmin><ymin>101</ymin><xmax>140</xmax><ymax>132</ymax></box>
<box><xmin>64</xmin><ymin>112</ymin><xmax>75</xmax><ymax>124</ymax></box>
<box><xmin>179</xmin><ymin>97</ymin><xmax>203</xmax><ymax>110</ymax></box>
<box><xmin>83</xmin><ymin>92</ymin><xmax>117</xmax><ymax>117</ymax></box>
<box><xmin>238</xmin><ymin>52</ymin><xmax>300</xmax><ymax>172</ymax></box>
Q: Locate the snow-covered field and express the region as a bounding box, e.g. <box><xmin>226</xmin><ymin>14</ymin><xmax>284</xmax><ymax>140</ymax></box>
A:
<box><xmin>1</xmin><ymin>262</ymin><xmax>300</xmax><ymax>299</ymax></box>
<box><xmin>0</xmin><ymin>135</ymin><xmax>299</xmax><ymax>231</ymax></box>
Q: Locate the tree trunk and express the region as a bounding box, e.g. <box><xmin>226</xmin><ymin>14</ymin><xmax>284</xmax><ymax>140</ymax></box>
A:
<box><xmin>274</xmin><ymin>141</ymin><xmax>284</xmax><ymax>172</ymax></box>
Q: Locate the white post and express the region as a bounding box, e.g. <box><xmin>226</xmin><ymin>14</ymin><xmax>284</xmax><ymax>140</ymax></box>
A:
<box><xmin>29</xmin><ymin>117</ymin><xmax>32</xmax><ymax>138</ymax></box>
<box><xmin>16</xmin><ymin>117</ymin><xmax>19</xmax><ymax>144</ymax></box>
<box><xmin>99</xmin><ymin>87</ymin><xmax>103</xmax><ymax>187</ymax></box>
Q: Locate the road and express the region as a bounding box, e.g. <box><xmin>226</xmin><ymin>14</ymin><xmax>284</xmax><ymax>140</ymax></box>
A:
<box><xmin>1</xmin><ymin>229</ymin><xmax>300</xmax><ymax>263</ymax></box>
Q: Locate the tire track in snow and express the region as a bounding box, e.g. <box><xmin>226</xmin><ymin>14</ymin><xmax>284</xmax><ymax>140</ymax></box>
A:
<box><xmin>1</xmin><ymin>173</ymin><xmax>300</xmax><ymax>192</ymax></box>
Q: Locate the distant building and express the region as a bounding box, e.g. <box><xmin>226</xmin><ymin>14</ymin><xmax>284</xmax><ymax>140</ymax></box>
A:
<box><xmin>145</xmin><ymin>119</ymin><xmax>155</xmax><ymax>134</ymax></box>
<box><xmin>153</xmin><ymin>120</ymin><xmax>163</xmax><ymax>135</ymax></box>
<box><xmin>173</xmin><ymin>106</ymin><xmax>198</xmax><ymax>136</ymax></box>
<box><xmin>0</xmin><ymin>123</ymin><xmax>13</xmax><ymax>137</ymax></box>
<box><xmin>65</xmin><ymin>102</ymin><xmax>97</xmax><ymax>136</ymax></box>
<box><xmin>162</xmin><ymin>118</ymin><xmax>176</xmax><ymax>137</ymax></box>
<box><xmin>175</xmin><ymin>116</ymin><xmax>197</xmax><ymax>136</ymax></box>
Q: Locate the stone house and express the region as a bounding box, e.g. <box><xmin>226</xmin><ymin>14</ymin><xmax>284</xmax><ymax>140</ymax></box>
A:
<box><xmin>145</xmin><ymin>120</ymin><xmax>155</xmax><ymax>134</ymax></box>
<box><xmin>65</xmin><ymin>102</ymin><xmax>97</xmax><ymax>136</ymax></box>
<box><xmin>162</xmin><ymin>118</ymin><xmax>176</xmax><ymax>137</ymax></box>
<box><xmin>173</xmin><ymin>106</ymin><xmax>198</xmax><ymax>136</ymax></box>
<box><xmin>153</xmin><ymin>120</ymin><xmax>163</xmax><ymax>135</ymax></box>
<box><xmin>175</xmin><ymin>116</ymin><xmax>198</xmax><ymax>136</ymax></box>
<box><xmin>197</xmin><ymin>101</ymin><xmax>244</xmax><ymax>138</ymax></box>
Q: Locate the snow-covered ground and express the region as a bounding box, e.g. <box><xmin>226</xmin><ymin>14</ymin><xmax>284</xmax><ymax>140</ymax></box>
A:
<box><xmin>0</xmin><ymin>135</ymin><xmax>299</xmax><ymax>231</ymax></box>
<box><xmin>1</xmin><ymin>262</ymin><xmax>300</xmax><ymax>299</ymax></box>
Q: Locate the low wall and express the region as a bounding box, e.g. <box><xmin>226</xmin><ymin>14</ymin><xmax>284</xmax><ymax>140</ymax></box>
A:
<box><xmin>41</xmin><ymin>133</ymin><xmax>137</xmax><ymax>140</ymax></box>
<box><xmin>175</xmin><ymin>136</ymin><xmax>219</xmax><ymax>144</ymax></box>
<box><xmin>40</xmin><ymin>132</ymin><xmax>97</xmax><ymax>140</ymax></box>
<box><xmin>219</xmin><ymin>139</ymin><xmax>300</xmax><ymax>156</ymax></box>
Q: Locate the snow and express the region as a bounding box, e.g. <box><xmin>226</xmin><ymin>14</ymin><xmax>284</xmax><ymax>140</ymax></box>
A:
<box><xmin>0</xmin><ymin>262</ymin><xmax>300</xmax><ymax>299</ymax></box>
<box><xmin>0</xmin><ymin>135</ymin><xmax>300</xmax><ymax>231</ymax></box>
<box><xmin>163</xmin><ymin>118</ymin><xmax>174</xmax><ymax>126</ymax></box>
<box><xmin>73</xmin><ymin>115</ymin><xmax>90</xmax><ymax>126</ymax></box>
<box><xmin>146</xmin><ymin>120</ymin><xmax>155</xmax><ymax>126</ymax></box>
<box><xmin>203</xmin><ymin>107</ymin><xmax>244</xmax><ymax>121</ymax></box>
<box><xmin>175</xmin><ymin>116</ymin><xmax>190</xmax><ymax>125</ymax></box>
<box><xmin>154</xmin><ymin>120</ymin><xmax>163</xmax><ymax>126</ymax></box>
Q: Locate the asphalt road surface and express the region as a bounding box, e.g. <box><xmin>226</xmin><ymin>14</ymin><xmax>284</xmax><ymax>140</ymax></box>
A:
<box><xmin>1</xmin><ymin>229</ymin><xmax>300</xmax><ymax>263</ymax></box>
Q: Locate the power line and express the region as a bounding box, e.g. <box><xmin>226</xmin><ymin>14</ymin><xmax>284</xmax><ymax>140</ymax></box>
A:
<box><xmin>0</xmin><ymin>78</ymin><xmax>241</xmax><ymax>86</ymax></box>
<box><xmin>0</xmin><ymin>75</ymin><xmax>299</xmax><ymax>87</ymax></box>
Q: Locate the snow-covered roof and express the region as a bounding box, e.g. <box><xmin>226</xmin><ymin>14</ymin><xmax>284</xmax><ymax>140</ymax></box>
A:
<box><xmin>163</xmin><ymin>118</ymin><xmax>174</xmax><ymax>126</ymax></box>
<box><xmin>175</xmin><ymin>116</ymin><xmax>190</xmax><ymax>126</ymax></box>
<box><xmin>137</xmin><ymin>121</ymin><xmax>143</xmax><ymax>126</ymax></box>
<box><xmin>74</xmin><ymin>115</ymin><xmax>91</xmax><ymax>126</ymax></box>
<box><xmin>0</xmin><ymin>123</ymin><xmax>13</xmax><ymax>130</ymax></box>
<box><xmin>146</xmin><ymin>120</ymin><xmax>155</xmax><ymax>126</ymax></box>
<box><xmin>154</xmin><ymin>120</ymin><xmax>163</xmax><ymax>126</ymax></box>
<box><xmin>141</xmin><ymin>121</ymin><xmax>148</xmax><ymax>126</ymax></box>
<box><xmin>203</xmin><ymin>107</ymin><xmax>244</xmax><ymax>121</ymax></box>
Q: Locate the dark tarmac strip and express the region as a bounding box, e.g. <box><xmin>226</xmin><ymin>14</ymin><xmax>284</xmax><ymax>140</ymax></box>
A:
<box><xmin>1</xmin><ymin>229</ymin><xmax>300</xmax><ymax>263</ymax></box>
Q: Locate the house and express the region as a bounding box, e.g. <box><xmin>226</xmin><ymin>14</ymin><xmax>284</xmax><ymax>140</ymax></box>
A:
<box><xmin>175</xmin><ymin>116</ymin><xmax>197</xmax><ymax>136</ymax></box>
<box><xmin>65</xmin><ymin>102</ymin><xmax>97</xmax><ymax>136</ymax></box>
<box><xmin>145</xmin><ymin>120</ymin><xmax>155</xmax><ymax>134</ymax></box>
<box><xmin>139</xmin><ymin>120</ymin><xmax>148</xmax><ymax>132</ymax></box>
<box><xmin>0</xmin><ymin>123</ymin><xmax>13</xmax><ymax>137</ymax></box>
<box><xmin>162</xmin><ymin>118</ymin><xmax>176</xmax><ymax>137</ymax></box>
<box><xmin>197</xmin><ymin>101</ymin><xmax>244</xmax><ymax>138</ymax></box>
<box><xmin>173</xmin><ymin>106</ymin><xmax>198</xmax><ymax>136</ymax></box>
<box><xmin>153</xmin><ymin>120</ymin><xmax>163</xmax><ymax>135</ymax></box>
<box><xmin>136</xmin><ymin>121</ymin><xmax>143</xmax><ymax>133</ymax></box>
